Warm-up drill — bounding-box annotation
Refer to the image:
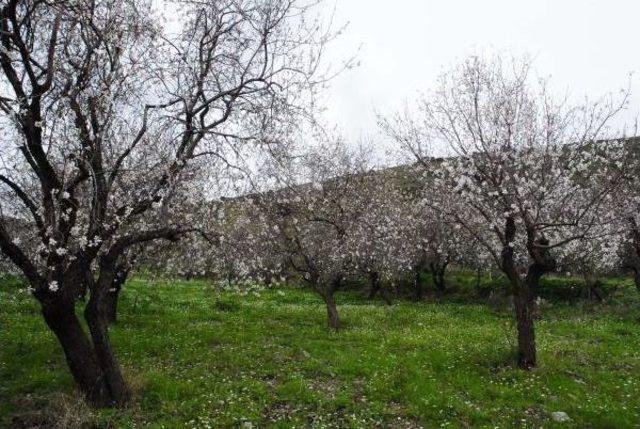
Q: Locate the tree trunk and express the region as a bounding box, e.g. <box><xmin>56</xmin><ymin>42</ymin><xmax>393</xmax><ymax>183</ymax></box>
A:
<box><xmin>105</xmin><ymin>265</ymin><xmax>129</xmax><ymax>325</ymax></box>
<box><xmin>324</xmin><ymin>292</ymin><xmax>341</xmax><ymax>330</ymax></box>
<box><xmin>583</xmin><ymin>272</ymin><xmax>604</xmax><ymax>302</ymax></box>
<box><xmin>105</xmin><ymin>287</ymin><xmax>120</xmax><ymax>325</ymax></box>
<box><xmin>632</xmin><ymin>264</ymin><xmax>640</xmax><ymax>292</ymax></box>
<box><xmin>501</xmin><ymin>216</ymin><xmax>538</xmax><ymax>370</ymax></box>
<box><xmin>380</xmin><ymin>288</ymin><xmax>393</xmax><ymax>306</ymax></box>
<box><xmin>367</xmin><ymin>271</ymin><xmax>392</xmax><ymax>305</ymax></box>
<box><xmin>515</xmin><ymin>228</ymin><xmax>556</xmax><ymax>370</ymax></box>
<box><xmin>367</xmin><ymin>271</ymin><xmax>381</xmax><ymax>299</ymax></box>
<box><xmin>263</xmin><ymin>272</ymin><xmax>273</xmax><ymax>287</ymax></box>
<box><xmin>84</xmin><ymin>298</ymin><xmax>130</xmax><ymax>406</ymax></box>
<box><xmin>414</xmin><ymin>268</ymin><xmax>423</xmax><ymax>301</ymax></box>
<box><xmin>513</xmin><ymin>280</ymin><xmax>536</xmax><ymax>369</ymax></box>
<box><xmin>41</xmin><ymin>299</ymin><xmax>111</xmax><ymax>407</ymax></box>
<box><xmin>430</xmin><ymin>261</ymin><xmax>448</xmax><ymax>294</ymax></box>
<box><xmin>77</xmin><ymin>269</ymin><xmax>94</xmax><ymax>301</ymax></box>
<box><xmin>323</xmin><ymin>278</ymin><xmax>342</xmax><ymax>330</ymax></box>
<box><xmin>628</xmin><ymin>218</ymin><xmax>640</xmax><ymax>292</ymax></box>
<box><xmin>84</xmin><ymin>258</ymin><xmax>130</xmax><ymax>406</ymax></box>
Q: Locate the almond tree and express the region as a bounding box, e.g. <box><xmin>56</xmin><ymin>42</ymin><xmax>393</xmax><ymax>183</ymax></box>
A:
<box><xmin>615</xmin><ymin>143</ymin><xmax>640</xmax><ymax>291</ymax></box>
<box><xmin>558</xmin><ymin>222</ymin><xmax>622</xmax><ymax>300</ymax></box>
<box><xmin>253</xmin><ymin>139</ymin><xmax>375</xmax><ymax>329</ymax></box>
<box><xmin>0</xmin><ymin>0</ymin><xmax>333</xmax><ymax>406</ymax></box>
<box><xmin>383</xmin><ymin>55</ymin><xmax>628</xmax><ymax>369</ymax></box>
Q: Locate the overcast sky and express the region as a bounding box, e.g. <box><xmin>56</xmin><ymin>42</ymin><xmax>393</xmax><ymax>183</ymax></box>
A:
<box><xmin>319</xmin><ymin>0</ymin><xmax>640</xmax><ymax>152</ymax></box>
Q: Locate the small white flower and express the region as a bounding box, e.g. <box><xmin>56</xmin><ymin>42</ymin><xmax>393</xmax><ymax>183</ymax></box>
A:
<box><xmin>49</xmin><ymin>281</ymin><xmax>59</xmax><ymax>292</ymax></box>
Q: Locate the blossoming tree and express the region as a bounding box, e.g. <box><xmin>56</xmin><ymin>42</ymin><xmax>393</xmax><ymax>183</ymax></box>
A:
<box><xmin>0</xmin><ymin>0</ymin><xmax>333</xmax><ymax>406</ymax></box>
<box><xmin>383</xmin><ymin>55</ymin><xmax>629</xmax><ymax>369</ymax></box>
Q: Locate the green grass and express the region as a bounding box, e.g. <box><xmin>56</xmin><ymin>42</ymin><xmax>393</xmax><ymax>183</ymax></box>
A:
<box><xmin>1</xmin><ymin>275</ymin><xmax>640</xmax><ymax>428</ymax></box>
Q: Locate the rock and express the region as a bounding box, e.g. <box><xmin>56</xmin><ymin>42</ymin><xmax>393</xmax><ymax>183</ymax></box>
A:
<box><xmin>551</xmin><ymin>411</ymin><xmax>571</xmax><ymax>422</ymax></box>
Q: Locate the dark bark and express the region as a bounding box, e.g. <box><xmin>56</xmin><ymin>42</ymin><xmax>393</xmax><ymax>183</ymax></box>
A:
<box><xmin>633</xmin><ymin>266</ymin><xmax>640</xmax><ymax>292</ymax></box>
<box><xmin>105</xmin><ymin>286</ymin><xmax>121</xmax><ymax>325</ymax></box>
<box><xmin>263</xmin><ymin>274</ymin><xmax>273</xmax><ymax>287</ymax></box>
<box><xmin>413</xmin><ymin>268</ymin><xmax>423</xmax><ymax>301</ymax></box>
<box><xmin>84</xmin><ymin>298</ymin><xmax>129</xmax><ymax>406</ymax></box>
<box><xmin>41</xmin><ymin>255</ymin><xmax>131</xmax><ymax>407</ymax></box>
<box><xmin>429</xmin><ymin>260</ymin><xmax>449</xmax><ymax>294</ymax></box>
<box><xmin>367</xmin><ymin>271</ymin><xmax>392</xmax><ymax>305</ymax></box>
<box><xmin>367</xmin><ymin>271</ymin><xmax>381</xmax><ymax>299</ymax></box>
<box><xmin>381</xmin><ymin>291</ymin><xmax>393</xmax><ymax>305</ymax></box>
<box><xmin>83</xmin><ymin>257</ymin><xmax>130</xmax><ymax>405</ymax></box>
<box><xmin>319</xmin><ymin>278</ymin><xmax>341</xmax><ymax>330</ymax></box>
<box><xmin>77</xmin><ymin>270</ymin><xmax>93</xmax><ymax>301</ymax></box>
<box><xmin>105</xmin><ymin>263</ymin><xmax>130</xmax><ymax>325</ymax></box>
<box><xmin>500</xmin><ymin>216</ymin><xmax>556</xmax><ymax>370</ymax></box>
<box><xmin>41</xmin><ymin>298</ymin><xmax>111</xmax><ymax>407</ymax></box>
<box><xmin>323</xmin><ymin>290</ymin><xmax>341</xmax><ymax>330</ymax></box>
<box><xmin>627</xmin><ymin>218</ymin><xmax>640</xmax><ymax>292</ymax></box>
<box><xmin>583</xmin><ymin>272</ymin><xmax>605</xmax><ymax>302</ymax></box>
<box><xmin>513</xmin><ymin>276</ymin><xmax>536</xmax><ymax>369</ymax></box>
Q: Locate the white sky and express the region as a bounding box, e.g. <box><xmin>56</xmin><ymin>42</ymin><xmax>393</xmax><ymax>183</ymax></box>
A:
<box><xmin>320</xmin><ymin>0</ymin><xmax>640</xmax><ymax>152</ymax></box>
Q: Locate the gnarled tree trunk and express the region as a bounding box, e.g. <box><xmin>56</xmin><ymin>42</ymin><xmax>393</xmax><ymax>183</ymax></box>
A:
<box><xmin>41</xmin><ymin>297</ymin><xmax>112</xmax><ymax>407</ymax></box>
<box><xmin>39</xmin><ymin>255</ymin><xmax>132</xmax><ymax>407</ymax></box>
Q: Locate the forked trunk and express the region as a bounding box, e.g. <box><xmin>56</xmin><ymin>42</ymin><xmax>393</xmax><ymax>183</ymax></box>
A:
<box><xmin>41</xmin><ymin>299</ymin><xmax>111</xmax><ymax>407</ymax></box>
<box><xmin>42</xmin><ymin>258</ymin><xmax>131</xmax><ymax>408</ymax></box>
<box><xmin>501</xmin><ymin>216</ymin><xmax>544</xmax><ymax>370</ymax></box>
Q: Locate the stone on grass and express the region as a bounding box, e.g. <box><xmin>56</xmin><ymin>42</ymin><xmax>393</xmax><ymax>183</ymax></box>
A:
<box><xmin>551</xmin><ymin>411</ymin><xmax>570</xmax><ymax>422</ymax></box>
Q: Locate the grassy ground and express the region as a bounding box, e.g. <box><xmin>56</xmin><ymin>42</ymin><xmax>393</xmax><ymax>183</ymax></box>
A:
<box><xmin>1</xmin><ymin>275</ymin><xmax>640</xmax><ymax>428</ymax></box>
